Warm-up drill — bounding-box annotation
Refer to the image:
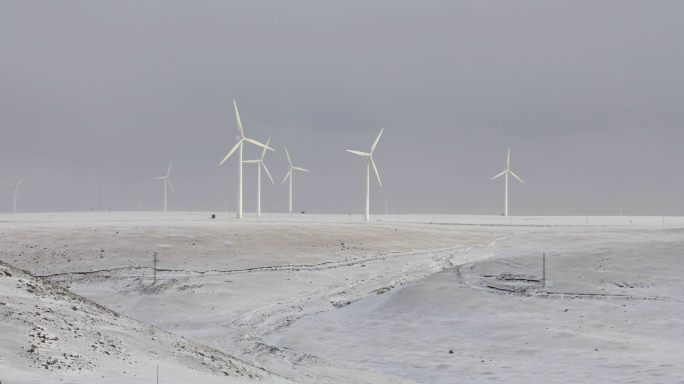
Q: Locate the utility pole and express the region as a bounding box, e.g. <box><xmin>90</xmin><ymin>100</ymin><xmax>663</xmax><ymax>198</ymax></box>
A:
<box><xmin>542</xmin><ymin>253</ymin><xmax>546</xmax><ymax>288</ymax></box>
<box><xmin>153</xmin><ymin>252</ymin><xmax>158</xmax><ymax>284</ymax></box>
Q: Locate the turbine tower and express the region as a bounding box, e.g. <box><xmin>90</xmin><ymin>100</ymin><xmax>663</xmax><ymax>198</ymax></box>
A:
<box><xmin>281</xmin><ymin>146</ymin><xmax>310</xmax><ymax>214</ymax></box>
<box><xmin>220</xmin><ymin>100</ymin><xmax>274</xmax><ymax>219</ymax></box>
<box><xmin>244</xmin><ymin>136</ymin><xmax>275</xmax><ymax>217</ymax></box>
<box><xmin>346</xmin><ymin>129</ymin><xmax>384</xmax><ymax>221</ymax></box>
<box><xmin>491</xmin><ymin>148</ymin><xmax>524</xmax><ymax>216</ymax></box>
<box><xmin>3</xmin><ymin>177</ymin><xmax>26</xmax><ymax>214</ymax></box>
<box><xmin>154</xmin><ymin>161</ymin><xmax>174</xmax><ymax>212</ymax></box>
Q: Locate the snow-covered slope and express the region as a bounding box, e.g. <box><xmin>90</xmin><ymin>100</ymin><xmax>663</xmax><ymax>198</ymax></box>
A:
<box><xmin>0</xmin><ymin>260</ymin><xmax>292</xmax><ymax>384</ymax></box>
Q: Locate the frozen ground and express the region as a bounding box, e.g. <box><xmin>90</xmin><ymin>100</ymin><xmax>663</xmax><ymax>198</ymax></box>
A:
<box><xmin>267</xmin><ymin>226</ymin><xmax>684</xmax><ymax>383</ymax></box>
<box><xmin>1</xmin><ymin>212</ymin><xmax>683</xmax><ymax>383</ymax></box>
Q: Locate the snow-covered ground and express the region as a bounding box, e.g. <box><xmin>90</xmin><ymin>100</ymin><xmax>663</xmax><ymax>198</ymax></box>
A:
<box><xmin>1</xmin><ymin>212</ymin><xmax>683</xmax><ymax>383</ymax></box>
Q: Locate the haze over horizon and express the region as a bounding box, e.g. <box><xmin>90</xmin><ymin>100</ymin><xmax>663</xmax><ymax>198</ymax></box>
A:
<box><xmin>2</xmin><ymin>1</ymin><xmax>683</xmax><ymax>216</ymax></box>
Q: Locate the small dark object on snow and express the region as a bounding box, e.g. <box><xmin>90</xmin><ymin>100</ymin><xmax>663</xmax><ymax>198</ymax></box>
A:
<box><xmin>212</xmin><ymin>214</ymin><xmax>215</xmax><ymax>219</ymax></box>
<box><xmin>448</xmin><ymin>350</ymin><xmax>453</xmax><ymax>354</ymax></box>
<box><xmin>302</xmin><ymin>211</ymin><xmax>305</xmax><ymax>214</ymax></box>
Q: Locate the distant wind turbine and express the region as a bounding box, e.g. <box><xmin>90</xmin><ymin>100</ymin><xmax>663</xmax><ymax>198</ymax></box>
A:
<box><xmin>491</xmin><ymin>148</ymin><xmax>524</xmax><ymax>216</ymax></box>
<box><xmin>136</xmin><ymin>188</ymin><xmax>150</xmax><ymax>211</ymax></box>
<box><xmin>281</xmin><ymin>147</ymin><xmax>310</xmax><ymax>214</ymax></box>
<box><xmin>381</xmin><ymin>190</ymin><xmax>393</xmax><ymax>215</ymax></box>
<box><xmin>388</xmin><ymin>195</ymin><xmax>398</xmax><ymax>214</ymax></box>
<box><xmin>218</xmin><ymin>194</ymin><xmax>230</xmax><ymax>213</ymax></box>
<box><xmin>244</xmin><ymin>136</ymin><xmax>275</xmax><ymax>217</ymax></box>
<box><xmin>618</xmin><ymin>198</ymin><xmax>627</xmax><ymax>216</ymax></box>
<box><xmin>3</xmin><ymin>177</ymin><xmax>26</xmax><ymax>213</ymax></box>
<box><xmin>220</xmin><ymin>100</ymin><xmax>274</xmax><ymax>219</ymax></box>
<box><xmin>346</xmin><ymin>129</ymin><xmax>384</xmax><ymax>221</ymax></box>
<box><xmin>154</xmin><ymin>161</ymin><xmax>174</xmax><ymax>212</ymax></box>
<box><xmin>271</xmin><ymin>191</ymin><xmax>285</xmax><ymax>213</ymax></box>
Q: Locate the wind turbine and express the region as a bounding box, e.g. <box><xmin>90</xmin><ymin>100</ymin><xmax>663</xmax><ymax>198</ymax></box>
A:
<box><xmin>491</xmin><ymin>148</ymin><xmax>524</xmax><ymax>216</ymax></box>
<box><xmin>389</xmin><ymin>195</ymin><xmax>398</xmax><ymax>214</ymax></box>
<box><xmin>281</xmin><ymin>146</ymin><xmax>310</xmax><ymax>214</ymax></box>
<box><xmin>270</xmin><ymin>191</ymin><xmax>285</xmax><ymax>213</ymax></box>
<box><xmin>244</xmin><ymin>136</ymin><xmax>275</xmax><ymax>217</ymax></box>
<box><xmin>346</xmin><ymin>129</ymin><xmax>384</xmax><ymax>221</ymax></box>
<box><xmin>220</xmin><ymin>100</ymin><xmax>274</xmax><ymax>219</ymax></box>
<box><xmin>381</xmin><ymin>190</ymin><xmax>393</xmax><ymax>214</ymax></box>
<box><xmin>218</xmin><ymin>194</ymin><xmax>230</xmax><ymax>213</ymax></box>
<box><xmin>136</xmin><ymin>188</ymin><xmax>150</xmax><ymax>211</ymax></box>
<box><xmin>154</xmin><ymin>161</ymin><xmax>174</xmax><ymax>212</ymax></box>
<box><xmin>618</xmin><ymin>198</ymin><xmax>627</xmax><ymax>216</ymax></box>
<box><xmin>3</xmin><ymin>177</ymin><xmax>26</xmax><ymax>213</ymax></box>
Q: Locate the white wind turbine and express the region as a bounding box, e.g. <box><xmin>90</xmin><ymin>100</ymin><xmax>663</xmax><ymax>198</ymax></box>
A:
<box><xmin>491</xmin><ymin>148</ymin><xmax>524</xmax><ymax>216</ymax></box>
<box><xmin>136</xmin><ymin>188</ymin><xmax>150</xmax><ymax>211</ymax></box>
<box><xmin>3</xmin><ymin>177</ymin><xmax>26</xmax><ymax>214</ymax></box>
<box><xmin>154</xmin><ymin>162</ymin><xmax>174</xmax><ymax>212</ymax></box>
<box><xmin>281</xmin><ymin>147</ymin><xmax>310</xmax><ymax>214</ymax></box>
<box><xmin>346</xmin><ymin>129</ymin><xmax>383</xmax><ymax>221</ymax></box>
<box><xmin>218</xmin><ymin>194</ymin><xmax>230</xmax><ymax>213</ymax></box>
<box><xmin>271</xmin><ymin>191</ymin><xmax>285</xmax><ymax>213</ymax></box>
<box><xmin>220</xmin><ymin>100</ymin><xmax>274</xmax><ymax>219</ymax></box>
<box><xmin>381</xmin><ymin>190</ymin><xmax>393</xmax><ymax>215</ymax></box>
<box><xmin>244</xmin><ymin>136</ymin><xmax>275</xmax><ymax>217</ymax></box>
<box><xmin>618</xmin><ymin>198</ymin><xmax>627</xmax><ymax>216</ymax></box>
<box><xmin>389</xmin><ymin>195</ymin><xmax>398</xmax><ymax>214</ymax></box>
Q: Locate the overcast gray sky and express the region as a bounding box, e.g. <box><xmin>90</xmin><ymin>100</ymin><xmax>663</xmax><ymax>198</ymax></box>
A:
<box><xmin>1</xmin><ymin>1</ymin><xmax>683</xmax><ymax>216</ymax></box>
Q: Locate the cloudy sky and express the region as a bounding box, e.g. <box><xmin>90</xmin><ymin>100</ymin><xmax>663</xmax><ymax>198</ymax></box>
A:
<box><xmin>1</xmin><ymin>1</ymin><xmax>683</xmax><ymax>216</ymax></box>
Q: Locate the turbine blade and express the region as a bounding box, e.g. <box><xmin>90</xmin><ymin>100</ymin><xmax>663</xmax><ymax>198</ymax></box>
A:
<box><xmin>243</xmin><ymin>160</ymin><xmax>260</xmax><ymax>163</ymax></box>
<box><xmin>245</xmin><ymin>138</ymin><xmax>274</xmax><ymax>151</ymax></box>
<box><xmin>281</xmin><ymin>169</ymin><xmax>292</xmax><ymax>185</ymax></box>
<box><xmin>284</xmin><ymin>146</ymin><xmax>292</xmax><ymax>166</ymax></box>
<box><xmin>346</xmin><ymin>150</ymin><xmax>370</xmax><ymax>157</ymax></box>
<box><xmin>509</xmin><ymin>170</ymin><xmax>524</xmax><ymax>184</ymax></box>
<box><xmin>491</xmin><ymin>170</ymin><xmax>506</xmax><ymax>179</ymax></box>
<box><xmin>16</xmin><ymin>176</ymin><xmax>26</xmax><ymax>186</ymax></box>
<box><xmin>371</xmin><ymin>128</ymin><xmax>383</xmax><ymax>153</ymax></box>
<box><xmin>3</xmin><ymin>181</ymin><xmax>14</xmax><ymax>187</ymax></box>
<box><xmin>507</xmin><ymin>148</ymin><xmax>510</xmax><ymax>170</ymax></box>
<box><xmin>167</xmin><ymin>178</ymin><xmax>175</xmax><ymax>192</ymax></box>
<box><xmin>293</xmin><ymin>167</ymin><xmax>310</xmax><ymax>172</ymax></box>
<box><xmin>261</xmin><ymin>136</ymin><xmax>271</xmax><ymax>159</ymax></box>
<box><xmin>234</xmin><ymin>100</ymin><xmax>244</xmax><ymax>139</ymax></box>
<box><xmin>154</xmin><ymin>177</ymin><xmax>166</xmax><ymax>179</ymax></box>
<box><xmin>220</xmin><ymin>140</ymin><xmax>242</xmax><ymax>165</ymax></box>
<box><xmin>167</xmin><ymin>162</ymin><xmax>172</xmax><ymax>177</ymax></box>
<box><xmin>370</xmin><ymin>156</ymin><xmax>381</xmax><ymax>186</ymax></box>
<box><xmin>262</xmin><ymin>162</ymin><xmax>275</xmax><ymax>184</ymax></box>
<box><xmin>15</xmin><ymin>188</ymin><xmax>19</xmax><ymax>201</ymax></box>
